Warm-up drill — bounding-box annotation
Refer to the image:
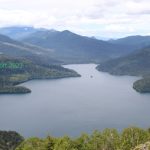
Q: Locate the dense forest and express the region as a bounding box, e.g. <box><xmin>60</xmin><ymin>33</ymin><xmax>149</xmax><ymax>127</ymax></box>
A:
<box><xmin>1</xmin><ymin>127</ymin><xmax>150</xmax><ymax>150</ymax></box>
<box><xmin>0</xmin><ymin>55</ymin><xmax>80</xmax><ymax>94</ymax></box>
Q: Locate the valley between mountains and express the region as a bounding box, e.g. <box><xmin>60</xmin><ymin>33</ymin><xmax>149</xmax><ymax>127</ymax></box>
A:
<box><xmin>0</xmin><ymin>26</ymin><xmax>150</xmax><ymax>93</ymax></box>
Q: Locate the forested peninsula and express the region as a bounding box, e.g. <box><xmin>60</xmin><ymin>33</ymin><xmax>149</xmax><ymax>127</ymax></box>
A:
<box><xmin>0</xmin><ymin>55</ymin><xmax>80</xmax><ymax>94</ymax></box>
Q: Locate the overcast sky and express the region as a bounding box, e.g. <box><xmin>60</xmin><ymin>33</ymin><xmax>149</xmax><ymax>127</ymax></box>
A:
<box><xmin>0</xmin><ymin>0</ymin><xmax>150</xmax><ymax>38</ymax></box>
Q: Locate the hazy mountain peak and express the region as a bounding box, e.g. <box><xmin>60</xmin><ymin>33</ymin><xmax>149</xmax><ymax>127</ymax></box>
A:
<box><xmin>21</xmin><ymin>29</ymin><xmax>136</xmax><ymax>63</ymax></box>
<box><xmin>62</xmin><ymin>30</ymin><xmax>72</xmax><ymax>33</ymax></box>
<box><xmin>61</xmin><ymin>30</ymin><xmax>76</xmax><ymax>35</ymax></box>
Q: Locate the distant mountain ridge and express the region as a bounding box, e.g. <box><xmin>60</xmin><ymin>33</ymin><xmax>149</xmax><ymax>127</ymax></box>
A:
<box><xmin>0</xmin><ymin>33</ymin><xmax>61</xmax><ymax>65</ymax></box>
<box><xmin>21</xmin><ymin>29</ymin><xmax>135</xmax><ymax>63</ymax></box>
<box><xmin>108</xmin><ymin>35</ymin><xmax>150</xmax><ymax>50</ymax></box>
<box><xmin>0</xmin><ymin>26</ymin><xmax>47</xmax><ymax>40</ymax></box>
<box><xmin>2</xmin><ymin>26</ymin><xmax>149</xmax><ymax>64</ymax></box>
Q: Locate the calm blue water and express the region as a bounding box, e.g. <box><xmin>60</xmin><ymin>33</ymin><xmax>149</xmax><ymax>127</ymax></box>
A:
<box><xmin>0</xmin><ymin>64</ymin><xmax>150</xmax><ymax>138</ymax></box>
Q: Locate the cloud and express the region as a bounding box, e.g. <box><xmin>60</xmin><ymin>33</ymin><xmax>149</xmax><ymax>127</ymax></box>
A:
<box><xmin>125</xmin><ymin>0</ymin><xmax>150</xmax><ymax>15</ymax></box>
<box><xmin>0</xmin><ymin>0</ymin><xmax>150</xmax><ymax>38</ymax></box>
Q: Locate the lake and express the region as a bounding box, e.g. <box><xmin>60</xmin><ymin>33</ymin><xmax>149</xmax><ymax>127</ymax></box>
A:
<box><xmin>0</xmin><ymin>64</ymin><xmax>150</xmax><ymax>138</ymax></box>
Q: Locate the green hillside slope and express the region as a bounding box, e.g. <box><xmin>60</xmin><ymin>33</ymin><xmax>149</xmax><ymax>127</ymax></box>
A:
<box><xmin>0</xmin><ymin>55</ymin><xmax>80</xmax><ymax>94</ymax></box>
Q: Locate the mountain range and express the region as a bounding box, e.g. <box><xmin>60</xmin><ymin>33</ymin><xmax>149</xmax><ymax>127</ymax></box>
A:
<box><xmin>21</xmin><ymin>29</ymin><xmax>136</xmax><ymax>63</ymax></box>
<box><xmin>1</xmin><ymin>26</ymin><xmax>150</xmax><ymax>93</ymax></box>
<box><xmin>0</xmin><ymin>26</ymin><xmax>135</xmax><ymax>64</ymax></box>
<box><xmin>108</xmin><ymin>35</ymin><xmax>150</xmax><ymax>50</ymax></box>
<box><xmin>1</xmin><ymin>26</ymin><xmax>146</xmax><ymax>64</ymax></box>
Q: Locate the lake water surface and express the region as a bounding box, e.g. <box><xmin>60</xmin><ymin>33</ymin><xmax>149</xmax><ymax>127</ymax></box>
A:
<box><xmin>0</xmin><ymin>64</ymin><xmax>150</xmax><ymax>137</ymax></box>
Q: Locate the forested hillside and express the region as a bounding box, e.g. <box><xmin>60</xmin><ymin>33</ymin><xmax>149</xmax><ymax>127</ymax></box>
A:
<box><xmin>0</xmin><ymin>55</ymin><xmax>80</xmax><ymax>94</ymax></box>
<box><xmin>97</xmin><ymin>46</ymin><xmax>150</xmax><ymax>93</ymax></box>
